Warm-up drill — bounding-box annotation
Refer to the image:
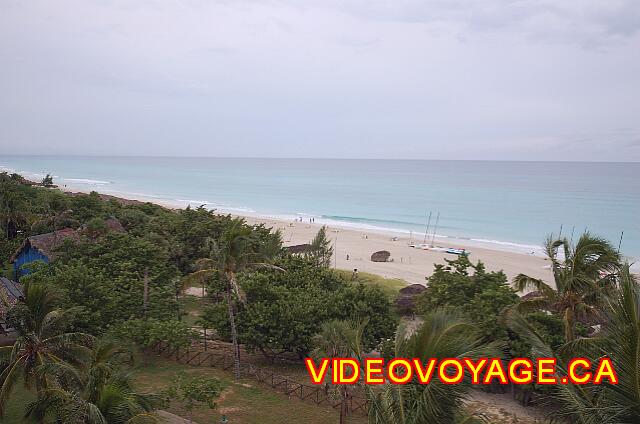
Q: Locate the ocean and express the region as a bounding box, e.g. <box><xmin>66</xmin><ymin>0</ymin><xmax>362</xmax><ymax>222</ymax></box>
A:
<box><xmin>1</xmin><ymin>156</ymin><xmax>638</xmax><ymax>263</ymax></box>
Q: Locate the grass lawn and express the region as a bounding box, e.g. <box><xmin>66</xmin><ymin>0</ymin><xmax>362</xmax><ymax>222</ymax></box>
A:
<box><xmin>132</xmin><ymin>355</ymin><xmax>367</xmax><ymax>424</ymax></box>
<box><xmin>3</xmin><ymin>356</ymin><xmax>365</xmax><ymax>424</ymax></box>
<box><xmin>179</xmin><ymin>294</ymin><xmax>204</xmax><ymax>327</ymax></box>
<box><xmin>334</xmin><ymin>269</ymin><xmax>407</xmax><ymax>297</ymax></box>
<box><xmin>3</xmin><ymin>383</ymin><xmax>36</xmax><ymax>424</ymax></box>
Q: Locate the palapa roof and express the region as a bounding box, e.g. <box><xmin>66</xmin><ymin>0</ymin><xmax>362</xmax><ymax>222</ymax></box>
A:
<box><xmin>10</xmin><ymin>228</ymin><xmax>80</xmax><ymax>263</ymax></box>
<box><xmin>371</xmin><ymin>250</ymin><xmax>391</xmax><ymax>262</ymax></box>
<box><xmin>10</xmin><ymin>218</ymin><xmax>126</xmax><ymax>263</ymax></box>
<box><xmin>1</xmin><ymin>278</ymin><xmax>24</xmax><ymax>329</ymax></box>
<box><xmin>285</xmin><ymin>243</ymin><xmax>313</xmax><ymax>254</ymax></box>
<box><xmin>0</xmin><ymin>278</ymin><xmax>23</xmax><ymax>303</ymax></box>
<box><xmin>396</xmin><ymin>284</ymin><xmax>426</xmax><ymax>315</ymax></box>
<box><xmin>79</xmin><ymin>217</ymin><xmax>126</xmax><ymax>234</ymax></box>
<box><xmin>520</xmin><ymin>290</ymin><xmax>543</xmax><ymax>301</ymax></box>
<box><xmin>396</xmin><ymin>295</ymin><xmax>418</xmax><ymax>312</ymax></box>
<box><xmin>399</xmin><ymin>284</ymin><xmax>426</xmax><ymax>295</ymax></box>
<box><xmin>104</xmin><ymin>217</ymin><xmax>125</xmax><ymax>232</ymax></box>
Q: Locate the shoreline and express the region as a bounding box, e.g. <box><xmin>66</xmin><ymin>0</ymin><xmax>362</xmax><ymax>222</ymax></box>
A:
<box><xmin>56</xmin><ymin>183</ymin><xmax>555</xmax><ymax>285</ymax></box>
<box><xmin>4</xmin><ymin>162</ymin><xmax>637</xmax><ymax>268</ymax></box>
<box><xmin>0</xmin><ymin>165</ymin><xmax>548</xmax><ymax>257</ymax></box>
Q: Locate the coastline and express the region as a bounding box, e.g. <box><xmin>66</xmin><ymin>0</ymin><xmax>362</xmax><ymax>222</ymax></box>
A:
<box><xmin>56</xmin><ymin>183</ymin><xmax>554</xmax><ymax>285</ymax></box>
<box><xmin>3</xmin><ymin>159</ymin><xmax>637</xmax><ymax>276</ymax></box>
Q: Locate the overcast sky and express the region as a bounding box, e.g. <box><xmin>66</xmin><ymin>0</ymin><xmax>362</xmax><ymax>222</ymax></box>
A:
<box><xmin>1</xmin><ymin>1</ymin><xmax>639</xmax><ymax>161</ymax></box>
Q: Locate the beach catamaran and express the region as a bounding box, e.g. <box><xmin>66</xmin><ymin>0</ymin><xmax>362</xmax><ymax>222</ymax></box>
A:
<box><xmin>409</xmin><ymin>211</ymin><xmax>470</xmax><ymax>255</ymax></box>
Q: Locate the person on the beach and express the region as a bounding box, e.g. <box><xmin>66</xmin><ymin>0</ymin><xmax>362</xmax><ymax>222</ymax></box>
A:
<box><xmin>351</xmin><ymin>268</ymin><xmax>358</xmax><ymax>280</ymax></box>
<box><xmin>346</xmin><ymin>254</ymin><xmax>350</xmax><ymax>260</ymax></box>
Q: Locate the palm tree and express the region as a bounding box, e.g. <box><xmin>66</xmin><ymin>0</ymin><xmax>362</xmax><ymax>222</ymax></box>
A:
<box><xmin>24</xmin><ymin>340</ymin><xmax>158</xmax><ymax>423</ymax></box>
<box><xmin>0</xmin><ymin>283</ymin><xmax>94</xmax><ymax>417</ymax></box>
<box><xmin>181</xmin><ymin>218</ymin><xmax>282</xmax><ymax>379</ymax></box>
<box><xmin>506</xmin><ymin>265</ymin><xmax>639</xmax><ymax>424</ymax></box>
<box><xmin>351</xmin><ymin>310</ymin><xmax>491</xmax><ymax>424</ymax></box>
<box><xmin>556</xmin><ymin>265</ymin><xmax>639</xmax><ymax>424</ymax></box>
<box><xmin>513</xmin><ymin>232</ymin><xmax>620</xmax><ymax>342</ymax></box>
<box><xmin>308</xmin><ymin>226</ymin><xmax>333</xmax><ymax>267</ymax></box>
<box><xmin>312</xmin><ymin>319</ymin><xmax>362</xmax><ymax>424</ymax></box>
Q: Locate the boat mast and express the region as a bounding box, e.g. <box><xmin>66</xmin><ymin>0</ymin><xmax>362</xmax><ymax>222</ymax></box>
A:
<box><xmin>430</xmin><ymin>211</ymin><xmax>440</xmax><ymax>247</ymax></box>
<box><xmin>423</xmin><ymin>211</ymin><xmax>432</xmax><ymax>244</ymax></box>
<box><xmin>618</xmin><ymin>231</ymin><xmax>624</xmax><ymax>253</ymax></box>
<box><xmin>569</xmin><ymin>225</ymin><xmax>575</xmax><ymax>245</ymax></box>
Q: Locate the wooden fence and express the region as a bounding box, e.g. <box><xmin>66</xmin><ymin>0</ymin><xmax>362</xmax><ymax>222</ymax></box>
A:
<box><xmin>152</xmin><ymin>341</ymin><xmax>369</xmax><ymax>416</ymax></box>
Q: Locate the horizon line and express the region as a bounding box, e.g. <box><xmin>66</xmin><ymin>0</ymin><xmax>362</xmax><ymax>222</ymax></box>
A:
<box><xmin>2</xmin><ymin>153</ymin><xmax>640</xmax><ymax>164</ymax></box>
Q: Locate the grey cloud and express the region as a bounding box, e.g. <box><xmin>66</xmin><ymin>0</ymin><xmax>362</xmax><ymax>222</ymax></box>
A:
<box><xmin>0</xmin><ymin>0</ymin><xmax>638</xmax><ymax>161</ymax></box>
<box><xmin>311</xmin><ymin>0</ymin><xmax>640</xmax><ymax>48</ymax></box>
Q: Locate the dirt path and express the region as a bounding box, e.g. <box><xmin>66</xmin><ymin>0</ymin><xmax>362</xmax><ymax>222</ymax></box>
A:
<box><xmin>466</xmin><ymin>391</ymin><xmax>546</xmax><ymax>423</ymax></box>
<box><xmin>156</xmin><ymin>410</ymin><xmax>193</xmax><ymax>423</ymax></box>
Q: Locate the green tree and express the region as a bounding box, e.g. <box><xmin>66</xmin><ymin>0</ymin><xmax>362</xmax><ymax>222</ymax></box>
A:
<box><xmin>163</xmin><ymin>373</ymin><xmax>222</xmax><ymax>423</ymax></box>
<box><xmin>41</xmin><ymin>173</ymin><xmax>54</xmax><ymax>187</ymax></box>
<box><xmin>108</xmin><ymin>319</ymin><xmax>197</xmax><ymax>351</ymax></box>
<box><xmin>24</xmin><ymin>233</ymin><xmax>181</xmax><ymax>332</ymax></box>
<box><xmin>202</xmin><ymin>256</ymin><xmax>396</xmax><ymax>359</ymax></box>
<box><xmin>311</xmin><ymin>319</ymin><xmax>363</xmax><ymax>424</ymax></box>
<box><xmin>355</xmin><ymin>309</ymin><xmax>490</xmax><ymax>424</ymax></box>
<box><xmin>24</xmin><ymin>340</ymin><xmax>158</xmax><ymax>423</ymax></box>
<box><xmin>513</xmin><ymin>232</ymin><xmax>620</xmax><ymax>342</ymax></box>
<box><xmin>308</xmin><ymin>225</ymin><xmax>333</xmax><ymax>267</ymax></box>
<box><xmin>85</xmin><ymin>217</ymin><xmax>108</xmax><ymax>237</ymax></box>
<box><xmin>416</xmin><ymin>255</ymin><xmax>519</xmax><ymax>340</ymax></box>
<box><xmin>0</xmin><ymin>283</ymin><xmax>93</xmax><ymax>416</ymax></box>
<box><xmin>545</xmin><ymin>265</ymin><xmax>639</xmax><ymax>424</ymax></box>
<box><xmin>182</xmin><ymin>217</ymin><xmax>282</xmax><ymax>378</ymax></box>
<box><xmin>0</xmin><ymin>178</ymin><xmax>28</xmax><ymax>240</ymax></box>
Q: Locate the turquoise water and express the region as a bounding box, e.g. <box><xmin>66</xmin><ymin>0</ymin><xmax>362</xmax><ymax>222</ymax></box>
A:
<box><xmin>1</xmin><ymin>156</ymin><xmax>638</xmax><ymax>261</ymax></box>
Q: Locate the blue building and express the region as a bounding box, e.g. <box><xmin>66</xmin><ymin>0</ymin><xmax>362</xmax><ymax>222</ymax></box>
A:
<box><xmin>10</xmin><ymin>228</ymin><xmax>80</xmax><ymax>280</ymax></box>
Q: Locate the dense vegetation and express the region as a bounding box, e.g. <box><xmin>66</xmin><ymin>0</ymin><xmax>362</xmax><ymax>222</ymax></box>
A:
<box><xmin>1</xmin><ymin>172</ymin><xmax>639</xmax><ymax>423</ymax></box>
<box><xmin>0</xmin><ymin>173</ymin><xmax>396</xmax><ymax>422</ymax></box>
<box><xmin>200</xmin><ymin>255</ymin><xmax>397</xmax><ymax>358</ymax></box>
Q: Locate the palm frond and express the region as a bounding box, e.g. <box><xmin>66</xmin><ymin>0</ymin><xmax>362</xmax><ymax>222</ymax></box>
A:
<box><xmin>0</xmin><ymin>356</ymin><xmax>26</xmax><ymax>417</ymax></box>
<box><xmin>514</xmin><ymin>296</ymin><xmax>551</xmax><ymax>314</ymax></box>
<box><xmin>178</xmin><ymin>269</ymin><xmax>217</xmax><ymax>292</ymax></box>
<box><xmin>512</xmin><ymin>274</ymin><xmax>555</xmax><ymax>297</ymax></box>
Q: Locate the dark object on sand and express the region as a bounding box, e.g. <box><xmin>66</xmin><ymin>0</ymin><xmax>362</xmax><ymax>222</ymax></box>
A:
<box><xmin>371</xmin><ymin>250</ymin><xmax>391</xmax><ymax>262</ymax></box>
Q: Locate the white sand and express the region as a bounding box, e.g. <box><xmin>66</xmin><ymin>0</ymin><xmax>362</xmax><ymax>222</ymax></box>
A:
<box><xmin>242</xmin><ymin>216</ymin><xmax>553</xmax><ymax>285</ymax></box>
<box><xmin>60</xmin><ymin>187</ymin><xmax>553</xmax><ymax>287</ymax></box>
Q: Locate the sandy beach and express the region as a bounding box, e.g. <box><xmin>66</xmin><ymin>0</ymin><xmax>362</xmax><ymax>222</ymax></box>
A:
<box><xmin>64</xmin><ymin>188</ymin><xmax>554</xmax><ymax>286</ymax></box>
<box><xmin>243</xmin><ymin>216</ymin><xmax>553</xmax><ymax>285</ymax></box>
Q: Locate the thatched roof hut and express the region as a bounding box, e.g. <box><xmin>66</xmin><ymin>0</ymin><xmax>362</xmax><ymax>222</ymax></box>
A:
<box><xmin>10</xmin><ymin>218</ymin><xmax>126</xmax><ymax>280</ymax></box>
<box><xmin>395</xmin><ymin>284</ymin><xmax>426</xmax><ymax>316</ymax></box>
<box><xmin>79</xmin><ymin>217</ymin><xmax>126</xmax><ymax>234</ymax></box>
<box><xmin>396</xmin><ymin>296</ymin><xmax>416</xmax><ymax>314</ymax></box>
<box><xmin>520</xmin><ymin>290</ymin><xmax>542</xmax><ymax>301</ymax></box>
<box><xmin>10</xmin><ymin>228</ymin><xmax>80</xmax><ymax>263</ymax></box>
<box><xmin>1</xmin><ymin>277</ymin><xmax>24</xmax><ymax>336</ymax></box>
<box><xmin>104</xmin><ymin>217</ymin><xmax>125</xmax><ymax>232</ymax></box>
<box><xmin>399</xmin><ymin>284</ymin><xmax>426</xmax><ymax>296</ymax></box>
<box><xmin>371</xmin><ymin>250</ymin><xmax>391</xmax><ymax>262</ymax></box>
<box><xmin>285</xmin><ymin>244</ymin><xmax>313</xmax><ymax>254</ymax></box>
<box><xmin>0</xmin><ymin>277</ymin><xmax>23</xmax><ymax>305</ymax></box>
